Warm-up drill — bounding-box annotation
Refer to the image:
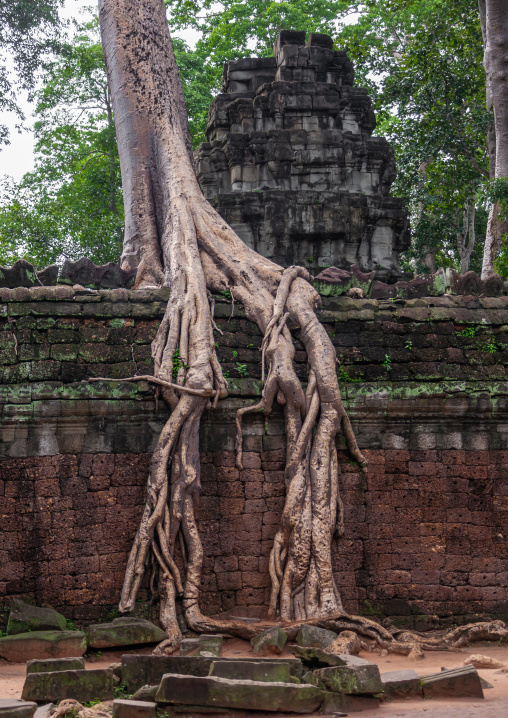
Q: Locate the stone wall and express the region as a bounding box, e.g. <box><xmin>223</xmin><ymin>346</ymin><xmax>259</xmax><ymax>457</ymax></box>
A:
<box><xmin>1</xmin><ymin>286</ymin><xmax>508</xmax><ymax>628</ymax></box>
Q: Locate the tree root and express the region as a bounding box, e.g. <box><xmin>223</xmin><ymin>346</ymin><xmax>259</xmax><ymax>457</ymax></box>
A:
<box><xmin>101</xmin><ymin>5</ymin><xmax>508</xmax><ymax>662</ymax></box>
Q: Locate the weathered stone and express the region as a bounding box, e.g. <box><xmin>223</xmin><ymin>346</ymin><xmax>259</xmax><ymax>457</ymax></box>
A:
<box><xmin>0</xmin><ymin>631</ymin><xmax>87</xmax><ymax>663</ymax></box>
<box><xmin>26</xmin><ymin>658</ymin><xmax>85</xmax><ymax>674</ymax></box>
<box><xmin>86</xmin><ymin>617</ymin><xmax>167</xmax><ymax>648</ymax></box>
<box><xmin>208</xmin><ymin>660</ymin><xmax>292</xmax><ymax>683</ymax></box>
<box><xmin>122</xmin><ymin>654</ymin><xmax>302</xmax><ymax>693</ymax></box>
<box><xmin>380</xmin><ymin>669</ymin><xmax>421</xmax><ymax>699</ymax></box>
<box><xmin>131</xmin><ymin>687</ymin><xmax>158</xmax><ymax>702</ymax></box>
<box><xmin>250</xmin><ymin>626</ymin><xmax>287</xmax><ymax>654</ymax></box>
<box><xmin>290</xmin><ymin>645</ymin><xmax>347</xmax><ymax>667</ymax></box>
<box><xmin>59</xmin><ymin>258</ymin><xmax>136</xmax><ymax>289</ymax></box>
<box><xmin>0</xmin><ymin>261</ymin><xmax>39</xmax><ymax>289</ymax></box>
<box><xmin>314</xmin><ymin>655</ymin><xmax>383</xmax><ymax>695</ymax></box>
<box><xmin>314</xmin><ymin>268</ymin><xmax>353</xmax><ymax>296</ymax></box>
<box><xmin>0</xmin><ymin>701</ymin><xmax>37</xmax><ymax>718</ymax></box>
<box><xmin>37</xmin><ymin>266</ymin><xmax>59</xmax><ymax>286</ymax></box>
<box><xmin>109</xmin><ymin>662</ymin><xmax>122</xmax><ymax>680</ymax></box>
<box><xmin>112</xmin><ymin>700</ymin><xmax>156</xmax><ymax>718</ymax></box>
<box><xmin>21</xmin><ymin>668</ymin><xmax>114</xmax><ymax>703</ymax></box>
<box><xmin>155</xmin><ymin>674</ymin><xmax>322</xmax><ymax>713</ymax></box>
<box><xmin>33</xmin><ymin>705</ymin><xmax>54</xmax><ymax>718</ymax></box>
<box><xmin>180</xmin><ymin>635</ymin><xmax>222</xmax><ymax>657</ymax></box>
<box><xmin>421</xmin><ymin>665</ymin><xmax>484</xmax><ymax>699</ymax></box>
<box><xmin>295</xmin><ymin>624</ymin><xmax>338</xmax><ymax>649</ymax></box>
<box><xmin>122</xmin><ymin>655</ymin><xmax>216</xmax><ymax>693</ymax></box>
<box><xmin>7</xmin><ymin>600</ymin><xmax>67</xmax><ymax>635</ymax></box>
<box><xmin>195</xmin><ymin>32</ymin><xmax>409</xmax><ymax>279</ymax></box>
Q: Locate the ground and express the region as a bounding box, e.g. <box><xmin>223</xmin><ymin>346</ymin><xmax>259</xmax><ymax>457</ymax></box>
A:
<box><xmin>1</xmin><ymin>639</ymin><xmax>508</xmax><ymax>717</ymax></box>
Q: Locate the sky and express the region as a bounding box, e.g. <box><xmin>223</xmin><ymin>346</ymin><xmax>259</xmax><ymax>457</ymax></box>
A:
<box><xmin>0</xmin><ymin>0</ymin><xmax>200</xmax><ymax>183</ymax></box>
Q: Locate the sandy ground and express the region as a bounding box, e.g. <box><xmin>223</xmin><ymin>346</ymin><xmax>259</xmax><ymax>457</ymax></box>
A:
<box><xmin>2</xmin><ymin>639</ymin><xmax>508</xmax><ymax>717</ymax></box>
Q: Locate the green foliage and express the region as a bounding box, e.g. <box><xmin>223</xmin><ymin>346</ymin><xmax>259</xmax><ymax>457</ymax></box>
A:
<box><xmin>337</xmin><ymin>364</ymin><xmax>363</xmax><ymax>382</ymax></box>
<box><xmin>0</xmin><ymin>0</ymin><xmax>64</xmax><ymax>144</ymax></box>
<box><xmin>456</xmin><ymin>327</ymin><xmax>477</xmax><ymax>337</ymax></box>
<box><xmin>0</xmin><ymin>18</ymin><xmax>123</xmax><ymax>267</ymax></box>
<box><xmin>172</xmin><ymin>348</ymin><xmax>182</xmax><ymax>379</ymax></box>
<box><xmin>382</xmin><ymin>354</ymin><xmax>392</xmax><ymax>371</ymax></box>
<box><xmin>235</xmin><ymin>362</ymin><xmax>248</xmax><ymax>377</ymax></box>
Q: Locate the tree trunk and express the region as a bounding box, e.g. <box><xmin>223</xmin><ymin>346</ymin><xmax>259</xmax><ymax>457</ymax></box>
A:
<box><xmin>98</xmin><ymin>0</ymin><xmax>365</xmax><ymax>645</ymax></box>
<box><xmin>457</xmin><ymin>200</ymin><xmax>476</xmax><ymax>273</ymax></box>
<box><xmin>480</xmin><ymin>0</ymin><xmax>508</xmax><ymax>278</ymax></box>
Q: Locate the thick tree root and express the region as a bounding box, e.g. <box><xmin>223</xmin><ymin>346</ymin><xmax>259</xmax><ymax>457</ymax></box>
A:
<box><xmin>101</xmin><ymin>4</ymin><xmax>507</xmax><ymax>659</ymax></box>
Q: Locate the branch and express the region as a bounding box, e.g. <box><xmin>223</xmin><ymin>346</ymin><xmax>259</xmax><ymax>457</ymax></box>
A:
<box><xmin>87</xmin><ymin>375</ymin><xmax>216</xmax><ymax>397</ymax></box>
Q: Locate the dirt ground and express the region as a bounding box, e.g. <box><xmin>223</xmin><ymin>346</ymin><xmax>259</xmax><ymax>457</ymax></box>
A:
<box><xmin>2</xmin><ymin>639</ymin><xmax>508</xmax><ymax>717</ymax></box>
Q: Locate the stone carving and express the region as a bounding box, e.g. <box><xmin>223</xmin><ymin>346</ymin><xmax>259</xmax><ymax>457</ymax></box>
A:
<box><xmin>195</xmin><ymin>30</ymin><xmax>410</xmax><ymax>279</ymax></box>
<box><xmin>59</xmin><ymin>258</ymin><xmax>136</xmax><ymax>289</ymax></box>
<box><xmin>314</xmin><ymin>264</ymin><xmax>506</xmax><ymax>298</ymax></box>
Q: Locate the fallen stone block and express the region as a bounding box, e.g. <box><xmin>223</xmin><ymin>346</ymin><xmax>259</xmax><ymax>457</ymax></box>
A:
<box><xmin>314</xmin><ymin>655</ymin><xmax>383</xmax><ymax>695</ymax></box>
<box><xmin>7</xmin><ymin>600</ymin><xmax>67</xmax><ymax>636</ymax></box>
<box><xmin>86</xmin><ymin>617</ymin><xmax>167</xmax><ymax>649</ymax></box>
<box><xmin>122</xmin><ymin>654</ymin><xmax>303</xmax><ymax>693</ymax></box>
<box><xmin>0</xmin><ymin>701</ymin><xmax>37</xmax><ymax>718</ymax></box>
<box><xmin>21</xmin><ymin>668</ymin><xmax>114</xmax><ymax>703</ymax></box>
<box><xmin>113</xmin><ymin>700</ymin><xmax>156</xmax><ymax>718</ymax></box>
<box><xmin>208</xmin><ymin>660</ymin><xmax>292</xmax><ymax>683</ymax></box>
<box><xmin>250</xmin><ymin>626</ymin><xmax>287</xmax><ymax>655</ymax></box>
<box><xmin>421</xmin><ymin>665</ymin><xmax>484</xmax><ymax>699</ymax></box>
<box><xmin>295</xmin><ymin>625</ymin><xmax>337</xmax><ymax>649</ymax></box>
<box><xmin>380</xmin><ymin>669</ymin><xmax>421</xmax><ymax>699</ymax></box>
<box><xmin>122</xmin><ymin>655</ymin><xmax>215</xmax><ymax>693</ymax></box>
<box><xmin>180</xmin><ymin>635</ymin><xmax>222</xmax><ymax>657</ymax></box>
<box><xmin>131</xmin><ymin>687</ymin><xmax>158</xmax><ymax>702</ymax></box>
<box><xmin>27</xmin><ymin>658</ymin><xmax>85</xmax><ymax>674</ymax></box>
<box><xmin>109</xmin><ymin>662</ymin><xmax>122</xmax><ymax>680</ymax></box>
<box><xmin>155</xmin><ymin>674</ymin><xmax>322</xmax><ymax>713</ymax></box>
<box><xmin>0</xmin><ymin>631</ymin><xmax>87</xmax><ymax>663</ymax></box>
<box><xmin>290</xmin><ymin>644</ymin><xmax>346</xmax><ymax>667</ymax></box>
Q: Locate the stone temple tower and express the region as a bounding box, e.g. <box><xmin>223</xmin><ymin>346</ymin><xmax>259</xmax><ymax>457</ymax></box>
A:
<box><xmin>195</xmin><ymin>30</ymin><xmax>410</xmax><ymax>279</ymax></box>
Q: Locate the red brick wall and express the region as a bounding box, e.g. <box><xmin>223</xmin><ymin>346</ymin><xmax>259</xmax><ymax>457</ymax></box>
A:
<box><xmin>2</xmin><ymin>446</ymin><xmax>507</xmax><ymax>628</ymax></box>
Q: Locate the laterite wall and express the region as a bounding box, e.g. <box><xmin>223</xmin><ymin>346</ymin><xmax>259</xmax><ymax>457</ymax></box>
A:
<box><xmin>1</xmin><ymin>286</ymin><xmax>508</xmax><ymax>628</ymax></box>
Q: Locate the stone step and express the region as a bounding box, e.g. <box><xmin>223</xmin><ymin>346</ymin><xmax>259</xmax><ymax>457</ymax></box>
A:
<box><xmin>421</xmin><ymin>665</ymin><xmax>484</xmax><ymax>699</ymax></box>
<box><xmin>0</xmin><ymin>701</ymin><xmax>37</xmax><ymax>718</ymax></box>
<box><xmin>122</xmin><ymin>655</ymin><xmax>303</xmax><ymax>693</ymax></box>
<box><xmin>112</xmin><ymin>700</ymin><xmax>157</xmax><ymax>718</ymax></box>
<box><xmin>21</xmin><ymin>668</ymin><xmax>114</xmax><ymax>703</ymax></box>
<box><xmin>26</xmin><ymin>658</ymin><xmax>85</xmax><ymax>674</ymax></box>
<box><xmin>208</xmin><ymin>660</ymin><xmax>293</xmax><ymax>683</ymax></box>
<box><xmin>0</xmin><ymin>631</ymin><xmax>87</xmax><ymax>663</ymax></box>
<box><xmin>155</xmin><ymin>674</ymin><xmax>323</xmax><ymax>713</ymax></box>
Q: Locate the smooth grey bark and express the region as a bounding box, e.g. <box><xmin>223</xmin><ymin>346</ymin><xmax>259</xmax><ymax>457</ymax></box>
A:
<box><xmin>480</xmin><ymin>0</ymin><xmax>508</xmax><ymax>278</ymax></box>
<box><xmin>457</xmin><ymin>201</ymin><xmax>476</xmax><ymax>273</ymax></box>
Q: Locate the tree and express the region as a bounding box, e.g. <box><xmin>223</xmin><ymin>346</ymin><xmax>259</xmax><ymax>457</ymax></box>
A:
<box><xmin>335</xmin><ymin>0</ymin><xmax>490</xmax><ymax>276</ymax></box>
<box><xmin>97</xmin><ymin>0</ymin><xmax>508</xmax><ymax>655</ymax></box>
<box><xmin>0</xmin><ymin>19</ymin><xmax>124</xmax><ymax>267</ymax></box>
<box><xmin>0</xmin><ymin>0</ymin><xmax>64</xmax><ymax>147</ymax></box>
<box><xmin>479</xmin><ymin>0</ymin><xmax>508</xmax><ymax>278</ymax></box>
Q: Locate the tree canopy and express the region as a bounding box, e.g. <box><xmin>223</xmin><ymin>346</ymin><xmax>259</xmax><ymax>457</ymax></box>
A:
<box><xmin>0</xmin><ymin>0</ymin><xmax>505</xmax><ymax>277</ymax></box>
<box><xmin>0</xmin><ymin>0</ymin><xmax>64</xmax><ymax>145</ymax></box>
